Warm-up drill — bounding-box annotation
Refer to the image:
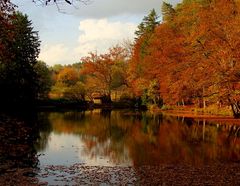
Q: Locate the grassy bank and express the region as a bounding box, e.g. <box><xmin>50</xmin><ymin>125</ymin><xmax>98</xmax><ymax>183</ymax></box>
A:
<box><xmin>149</xmin><ymin>104</ymin><xmax>233</xmax><ymax>117</ymax></box>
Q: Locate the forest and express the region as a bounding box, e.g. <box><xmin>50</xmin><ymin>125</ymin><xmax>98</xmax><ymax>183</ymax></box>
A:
<box><xmin>1</xmin><ymin>0</ymin><xmax>240</xmax><ymax>117</ymax></box>
<box><xmin>1</xmin><ymin>1</ymin><xmax>240</xmax><ymax>185</ymax></box>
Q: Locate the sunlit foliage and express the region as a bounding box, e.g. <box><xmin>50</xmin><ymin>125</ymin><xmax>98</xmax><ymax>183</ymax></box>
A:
<box><xmin>81</xmin><ymin>45</ymin><xmax>129</xmax><ymax>103</ymax></box>
<box><xmin>128</xmin><ymin>0</ymin><xmax>240</xmax><ymax>117</ymax></box>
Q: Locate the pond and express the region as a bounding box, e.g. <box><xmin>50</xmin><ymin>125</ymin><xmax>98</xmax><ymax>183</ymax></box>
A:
<box><xmin>1</xmin><ymin>109</ymin><xmax>240</xmax><ymax>185</ymax></box>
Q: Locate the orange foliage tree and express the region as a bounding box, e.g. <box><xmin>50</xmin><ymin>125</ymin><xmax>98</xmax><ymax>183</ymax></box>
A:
<box><xmin>57</xmin><ymin>67</ymin><xmax>79</xmax><ymax>86</ymax></box>
<box><xmin>129</xmin><ymin>0</ymin><xmax>240</xmax><ymax>117</ymax></box>
<box><xmin>81</xmin><ymin>46</ymin><xmax>128</xmax><ymax>103</ymax></box>
<box><xmin>190</xmin><ymin>0</ymin><xmax>240</xmax><ymax>117</ymax></box>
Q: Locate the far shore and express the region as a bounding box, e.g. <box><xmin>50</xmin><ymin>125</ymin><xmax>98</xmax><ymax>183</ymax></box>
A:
<box><xmin>3</xmin><ymin>99</ymin><xmax>240</xmax><ymax>125</ymax></box>
<box><xmin>155</xmin><ymin>108</ymin><xmax>240</xmax><ymax>125</ymax></box>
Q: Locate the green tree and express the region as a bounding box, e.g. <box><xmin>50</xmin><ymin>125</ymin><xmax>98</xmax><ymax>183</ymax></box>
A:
<box><xmin>134</xmin><ymin>9</ymin><xmax>159</xmax><ymax>63</ymax></box>
<box><xmin>0</xmin><ymin>12</ymin><xmax>40</xmax><ymax>107</ymax></box>
<box><xmin>34</xmin><ymin>61</ymin><xmax>52</xmax><ymax>99</ymax></box>
<box><xmin>162</xmin><ymin>2</ymin><xmax>175</xmax><ymax>22</ymax></box>
<box><xmin>135</xmin><ymin>9</ymin><xmax>159</xmax><ymax>40</ymax></box>
<box><xmin>142</xmin><ymin>9</ymin><xmax>159</xmax><ymax>33</ymax></box>
<box><xmin>128</xmin><ymin>9</ymin><xmax>160</xmax><ymax>98</ymax></box>
<box><xmin>63</xmin><ymin>82</ymin><xmax>86</xmax><ymax>102</ymax></box>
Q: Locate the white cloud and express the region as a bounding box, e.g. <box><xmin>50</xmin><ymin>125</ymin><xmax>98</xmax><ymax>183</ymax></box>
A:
<box><xmin>74</xmin><ymin>18</ymin><xmax>137</xmax><ymax>57</ymax></box>
<box><xmin>38</xmin><ymin>19</ymin><xmax>137</xmax><ymax>65</ymax></box>
<box><xmin>38</xmin><ymin>44</ymin><xmax>73</xmax><ymax>66</ymax></box>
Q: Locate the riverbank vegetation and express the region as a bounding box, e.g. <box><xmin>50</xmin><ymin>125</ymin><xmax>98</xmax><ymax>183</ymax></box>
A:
<box><xmin>2</xmin><ymin>0</ymin><xmax>240</xmax><ymax>117</ymax></box>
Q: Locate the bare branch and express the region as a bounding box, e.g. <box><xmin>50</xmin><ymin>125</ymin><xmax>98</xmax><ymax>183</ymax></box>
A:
<box><xmin>32</xmin><ymin>0</ymin><xmax>91</xmax><ymax>6</ymax></box>
<box><xmin>32</xmin><ymin>0</ymin><xmax>91</xmax><ymax>12</ymax></box>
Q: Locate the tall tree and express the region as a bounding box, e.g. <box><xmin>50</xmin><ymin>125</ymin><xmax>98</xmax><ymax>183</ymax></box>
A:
<box><xmin>0</xmin><ymin>12</ymin><xmax>40</xmax><ymax>107</ymax></box>
<box><xmin>192</xmin><ymin>0</ymin><xmax>240</xmax><ymax>116</ymax></box>
<box><xmin>133</xmin><ymin>0</ymin><xmax>240</xmax><ymax>117</ymax></box>
<box><xmin>162</xmin><ymin>2</ymin><xmax>175</xmax><ymax>22</ymax></box>
<box><xmin>34</xmin><ymin>61</ymin><xmax>52</xmax><ymax>99</ymax></box>
<box><xmin>129</xmin><ymin>9</ymin><xmax>160</xmax><ymax>97</ymax></box>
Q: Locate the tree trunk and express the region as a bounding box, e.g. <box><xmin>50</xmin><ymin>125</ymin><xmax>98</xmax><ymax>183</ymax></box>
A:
<box><xmin>182</xmin><ymin>99</ymin><xmax>185</xmax><ymax>106</ymax></box>
<box><xmin>203</xmin><ymin>98</ymin><xmax>206</xmax><ymax>109</ymax></box>
<box><xmin>202</xmin><ymin>87</ymin><xmax>206</xmax><ymax>109</ymax></box>
<box><xmin>101</xmin><ymin>94</ymin><xmax>112</xmax><ymax>104</ymax></box>
<box><xmin>228</xmin><ymin>98</ymin><xmax>240</xmax><ymax>118</ymax></box>
<box><xmin>202</xmin><ymin>120</ymin><xmax>206</xmax><ymax>141</ymax></box>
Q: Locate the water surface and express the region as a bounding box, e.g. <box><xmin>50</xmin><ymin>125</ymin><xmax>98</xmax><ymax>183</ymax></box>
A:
<box><xmin>36</xmin><ymin>109</ymin><xmax>240</xmax><ymax>167</ymax></box>
<box><xmin>1</xmin><ymin>110</ymin><xmax>240</xmax><ymax>185</ymax></box>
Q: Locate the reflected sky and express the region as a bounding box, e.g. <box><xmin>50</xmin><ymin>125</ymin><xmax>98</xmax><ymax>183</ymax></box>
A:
<box><xmin>38</xmin><ymin>133</ymin><xmax>122</xmax><ymax>166</ymax></box>
<box><xmin>36</xmin><ymin>110</ymin><xmax>240</xmax><ymax>168</ymax></box>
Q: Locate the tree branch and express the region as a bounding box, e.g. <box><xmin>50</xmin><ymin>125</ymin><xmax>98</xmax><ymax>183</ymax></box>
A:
<box><xmin>32</xmin><ymin>0</ymin><xmax>91</xmax><ymax>12</ymax></box>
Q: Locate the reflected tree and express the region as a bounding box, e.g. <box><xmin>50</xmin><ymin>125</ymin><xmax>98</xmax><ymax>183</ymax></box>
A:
<box><xmin>35</xmin><ymin>111</ymin><xmax>240</xmax><ymax>167</ymax></box>
<box><xmin>34</xmin><ymin>112</ymin><xmax>53</xmax><ymax>152</ymax></box>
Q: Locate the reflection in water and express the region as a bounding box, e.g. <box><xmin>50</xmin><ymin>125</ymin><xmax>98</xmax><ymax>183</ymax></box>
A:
<box><xmin>36</xmin><ymin>110</ymin><xmax>240</xmax><ymax>167</ymax></box>
<box><xmin>1</xmin><ymin>110</ymin><xmax>240</xmax><ymax>185</ymax></box>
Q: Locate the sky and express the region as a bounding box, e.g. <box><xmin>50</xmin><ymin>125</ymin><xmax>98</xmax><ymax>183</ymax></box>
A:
<box><xmin>12</xmin><ymin>0</ymin><xmax>181</xmax><ymax>66</ymax></box>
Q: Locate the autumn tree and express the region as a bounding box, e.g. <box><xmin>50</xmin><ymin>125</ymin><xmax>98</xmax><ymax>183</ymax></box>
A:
<box><xmin>141</xmin><ymin>22</ymin><xmax>186</xmax><ymax>105</ymax></box>
<box><xmin>134</xmin><ymin>0</ymin><xmax>213</xmax><ymax>107</ymax></box>
<box><xmin>81</xmin><ymin>46</ymin><xmax>128</xmax><ymax>103</ymax></box>
<box><xmin>128</xmin><ymin>9</ymin><xmax>160</xmax><ymax>99</ymax></box>
<box><xmin>190</xmin><ymin>0</ymin><xmax>240</xmax><ymax>117</ymax></box>
<box><xmin>160</xmin><ymin>0</ymin><xmax>203</xmax><ymax>105</ymax></box>
<box><xmin>50</xmin><ymin>66</ymin><xmax>87</xmax><ymax>101</ymax></box>
<box><xmin>162</xmin><ymin>0</ymin><xmax>240</xmax><ymax>114</ymax></box>
<box><xmin>57</xmin><ymin>67</ymin><xmax>79</xmax><ymax>86</ymax></box>
<box><xmin>128</xmin><ymin>0</ymin><xmax>240</xmax><ymax>117</ymax></box>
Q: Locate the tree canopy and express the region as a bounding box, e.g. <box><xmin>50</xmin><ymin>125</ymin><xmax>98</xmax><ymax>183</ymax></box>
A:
<box><xmin>127</xmin><ymin>0</ymin><xmax>240</xmax><ymax>117</ymax></box>
<box><xmin>0</xmin><ymin>11</ymin><xmax>41</xmax><ymax>107</ymax></box>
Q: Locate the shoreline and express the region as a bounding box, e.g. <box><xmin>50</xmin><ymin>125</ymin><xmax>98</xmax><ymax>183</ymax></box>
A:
<box><xmin>154</xmin><ymin>108</ymin><xmax>240</xmax><ymax>125</ymax></box>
